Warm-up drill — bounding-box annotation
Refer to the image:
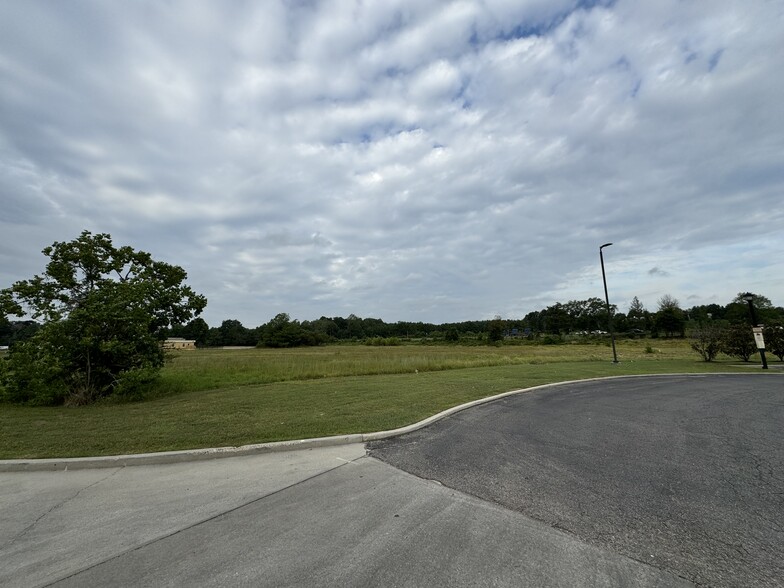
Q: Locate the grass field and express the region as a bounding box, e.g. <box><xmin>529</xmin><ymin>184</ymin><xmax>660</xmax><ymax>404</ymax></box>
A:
<box><xmin>0</xmin><ymin>339</ymin><xmax>777</xmax><ymax>459</ymax></box>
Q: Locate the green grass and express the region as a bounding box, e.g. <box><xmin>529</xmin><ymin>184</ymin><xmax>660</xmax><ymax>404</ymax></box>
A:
<box><xmin>149</xmin><ymin>338</ymin><xmax>722</xmax><ymax>394</ymax></box>
<box><xmin>0</xmin><ymin>340</ymin><xmax>777</xmax><ymax>459</ymax></box>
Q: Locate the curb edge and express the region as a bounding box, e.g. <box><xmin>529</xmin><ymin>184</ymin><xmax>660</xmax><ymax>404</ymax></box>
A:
<box><xmin>0</xmin><ymin>373</ymin><xmax>761</xmax><ymax>471</ymax></box>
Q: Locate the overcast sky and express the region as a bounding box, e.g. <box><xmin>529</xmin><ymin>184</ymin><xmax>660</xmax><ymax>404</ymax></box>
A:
<box><xmin>2</xmin><ymin>0</ymin><xmax>783</xmax><ymax>328</ymax></box>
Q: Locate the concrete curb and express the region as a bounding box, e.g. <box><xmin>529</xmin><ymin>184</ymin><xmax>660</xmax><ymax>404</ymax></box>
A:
<box><xmin>0</xmin><ymin>373</ymin><xmax>771</xmax><ymax>472</ymax></box>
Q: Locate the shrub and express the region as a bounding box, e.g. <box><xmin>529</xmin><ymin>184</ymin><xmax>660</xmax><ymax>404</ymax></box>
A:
<box><xmin>444</xmin><ymin>328</ymin><xmax>460</xmax><ymax>343</ymax></box>
<box><xmin>0</xmin><ymin>329</ymin><xmax>69</xmax><ymax>405</ymax></box>
<box><xmin>763</xmin><ymin>324</ymin><xmax>784</xmax><ymax>361</ymax></box>
<box><xmin>365</xmin><ymin>337</ymin><xmax>401</xmax><ymax>346</ymax></box>
<box><xmin>721</xmin><ymin>324</ymin><xmax>757</xmax><ymax>362</ymax></box>
<box><xmin>487</xmin><ymin>317</ymin><xmax>504</xmax><ymax>343</ymax></box>
<box><xmin>689</xmin><ymin>324</ymin><xmax>724</xmax><ymax>362</ymax></box>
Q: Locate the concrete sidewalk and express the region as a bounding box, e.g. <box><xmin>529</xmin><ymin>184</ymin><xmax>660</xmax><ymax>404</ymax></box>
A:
<box><xmin>7</xmin><ymin>375</ymin><xmax>758</xmax><ymax>586</ymax></box>
<box><xmin>1</xmin><ymin>445</ymin><xmax>691</xmax><ymax>587</ymax></box>
<box><xmin>0</xmin><ymin>444</ymin><xmax>367</xmax><ymax>588</ymax></box>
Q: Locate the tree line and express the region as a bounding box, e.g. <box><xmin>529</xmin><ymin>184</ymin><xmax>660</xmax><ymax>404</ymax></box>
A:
<box><xmin>6</xmin><ymin>292</ymin><xmax>782</xmax><ymax>351</ymax></box>
<box><xmin>2</xmin><ymin>231</ymin><xmax>781</xmax><ymax>406</ymax></box>
<box><xmin>159</xmin><ymin>293</ymin><xmax>784</xmax><ymax>348</ymax></box>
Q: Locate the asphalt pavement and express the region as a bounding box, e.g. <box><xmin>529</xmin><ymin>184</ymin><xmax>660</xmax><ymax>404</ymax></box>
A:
<box><xmin>370</xmin><ymin>374</ymin><xmax>784</xmax><ymax>587</ymax></box>
<box><xmin>2</xmin><ymin>447</ymin><xmax>689</xmax><ymax>588</ymax></box>
<box><xmin>1</xmin><ymin>374</ymin><xmax>781</xmax><ymax>587</ymax></box>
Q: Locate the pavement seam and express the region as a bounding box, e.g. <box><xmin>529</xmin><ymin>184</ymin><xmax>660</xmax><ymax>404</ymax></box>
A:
<box><xmin>2</xmin><ymin>372</ymin><xmax>778</xmax><ymax>472</ymax></box>
<box><xmin>37</xmin><ymin>453</ymin><xmax>368</xmax><ymax>588</ymax></box>
<box><xmin>364</xmin><ymin>456</ymin><xmax>698</xmax><ymax>587</ymax></box>
<box><xmin>3</xmin><ymin>467</ymin><xmax>124</xmax><ymax>549</ymax></box>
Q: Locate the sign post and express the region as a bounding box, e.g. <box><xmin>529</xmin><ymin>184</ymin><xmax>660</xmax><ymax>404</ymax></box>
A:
<box><xmin>752</xmin><ymin>327</ymin><xmax>769</xmax><ymax>370</ymax></box>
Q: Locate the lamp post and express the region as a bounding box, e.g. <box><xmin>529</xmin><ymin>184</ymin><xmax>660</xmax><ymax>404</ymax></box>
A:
<box><xmin>599</xmin><ymin>243</ymin><xmax>619</xmax><ymax>364</ymax></box>
<box><xmin>742</xmin><ymin>293</ymin><xmax>768</xmax><ymax>369</ymax></box>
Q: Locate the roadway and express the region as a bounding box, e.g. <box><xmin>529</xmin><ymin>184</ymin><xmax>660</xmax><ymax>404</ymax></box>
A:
<box><xmin>1</xmin><ymin>374</ymin><xmax>781</xmax><ymax>587</ymax></box>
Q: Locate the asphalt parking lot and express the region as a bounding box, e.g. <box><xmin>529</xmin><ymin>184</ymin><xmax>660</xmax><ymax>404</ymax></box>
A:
<box><xmin>370</xmin><ymin>374</ymin><xmax>784</xmax><ymax>587</ymax></box>
<box><xmin>1</xmin><ymin>374</ymin><xmax>781</xmax><ymax>587</ymax></box>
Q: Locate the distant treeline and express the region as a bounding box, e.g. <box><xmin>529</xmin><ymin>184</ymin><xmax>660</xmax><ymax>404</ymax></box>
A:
<box><xmin>4</xmin><ymin>293</ymin><xmax>781</xmax><ymax>349</ymax></box>
<box><xmin>163</xmin><ymin>293</ymin><xmax>783</xmax><ymax>348</ymax></box>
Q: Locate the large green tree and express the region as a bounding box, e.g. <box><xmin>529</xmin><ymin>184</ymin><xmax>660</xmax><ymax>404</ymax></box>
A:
<box><xmin>731</xmin><ymin>292</ymin><xmax>773</xmax><ymax>309</ymax></box>
<box><xmin>0</xmin><ymin>231</ymin><xmax>206</xmax><ymax>405</ymax></box>
<box><xmin>487</xmin><ymin>315</ymin><xmax>505</xmax><ymax>343</ymax></box>
<box><xmin>726</xmin><ymin>292</ymin><xmax>779</xmax><ymax>325</ymax></box>
<box><xmin>653</xmin><ymin>295</ymin><xmax>685</xmax><ymax>338</ymax></box>
<box><xmin>207</xmin><ymin>319</ymin><xmax>256</xmax><ymax>347</ymax></box>
<box><xmin>258</xmin><ymin>313</ymin><xmax>323</xmax><ymax>348</ymax></box>
<box><xmin>627</xmin><ymin>296</ymin><xmax>650</xmax><ymax>331</ymax></box>
<box><xmin>563</xmin><ymin>297</ymin><xmax>609</xmax><ymax>332</ymax></box>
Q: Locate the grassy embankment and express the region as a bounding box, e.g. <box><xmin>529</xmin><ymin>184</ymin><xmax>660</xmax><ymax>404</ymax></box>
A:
<box><xmin>0</xmin><ymin>339</ymin><xmax>775</xmax><ymax>458</ymax></box>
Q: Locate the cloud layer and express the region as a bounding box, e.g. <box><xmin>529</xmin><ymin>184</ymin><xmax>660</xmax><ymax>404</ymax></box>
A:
<box><xmin>2</xmin><ymin>0</ymin><xmax>783</xmax><ymax>326</ymax></box>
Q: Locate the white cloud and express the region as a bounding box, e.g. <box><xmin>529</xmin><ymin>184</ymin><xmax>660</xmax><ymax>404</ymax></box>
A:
<box><xmin>1</xmin><ymin>0</ymin><xmax>782</xmax><ymax>327</ymax></box>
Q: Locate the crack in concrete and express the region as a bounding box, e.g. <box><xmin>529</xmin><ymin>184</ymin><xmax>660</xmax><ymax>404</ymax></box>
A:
<box><xmin>39</xmin><ymin>455</ymin><xmax>365</xmax><ymax>587</ymax></box>
<box><xmin>3</xmin><ymin>467</ymin><xmax>124</xmax><ymax>548</ymax></box>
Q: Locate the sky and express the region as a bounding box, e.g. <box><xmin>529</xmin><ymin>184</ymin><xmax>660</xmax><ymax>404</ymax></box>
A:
<box><xmin>1</xmin><ymin>0</ymin><xmax>783</xmax><ymax>328</ymax></box>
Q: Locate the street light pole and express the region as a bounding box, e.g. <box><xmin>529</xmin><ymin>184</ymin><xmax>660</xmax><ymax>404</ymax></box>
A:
<box><xmin>742</xmin><ymin>293</ymin><xmax>768</xmax><ymax>369</ymax></box>
<box><xmin>599</xmin><ymin>243</ymin><xmax>619</xmax><ymax>364</ymax></box>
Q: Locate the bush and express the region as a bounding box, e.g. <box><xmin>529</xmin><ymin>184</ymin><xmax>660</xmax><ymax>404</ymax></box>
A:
<box><xmin>689</xmin><ymin>324</ymin><xmax>724</xmax><ymax>362</ymax></box>
<box><xmin>112</xmin><ymin>365</ymin><xmax>161</xmax><ymax>401</ymax></box>
<box><xmin>487</xmin><ymin>318</ymin><xmax>504</xmax><ymax>344</ymax></box>
<box><xmin>1</xmin><ymin>314</ymin><xmax>168</xmax><ymax>406</ymax></box>
<box><xmin>365</xmin><ymin>337</ymin><xmax>401</xmax><ymax>346</ymax></box>
<box><xmin>0</xmin><ymin>330</ymin><xmax>69</xmax><ymax>405</ymax></box>
<box><xmin>763</xmin><ymin>324</ymin><xmax>784</xmax><ymax>361</ymax></box>
<box><xmin>721</xmin><ymin>324</ymin><xmax>757</xmax><ymax>362</ymax></box>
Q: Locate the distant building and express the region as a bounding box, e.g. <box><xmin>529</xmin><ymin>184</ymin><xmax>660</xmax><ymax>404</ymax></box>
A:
<box><xmin>163</xmin><ymin>338</ymin><xmax>196</xmax><ymax>350</ymax></box>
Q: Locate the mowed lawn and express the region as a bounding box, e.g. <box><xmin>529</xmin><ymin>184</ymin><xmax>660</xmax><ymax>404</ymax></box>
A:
<box><xmin>0</xmin><ymin>339</ymin><xmax>773</xmax><ymax>458</ymax></box>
